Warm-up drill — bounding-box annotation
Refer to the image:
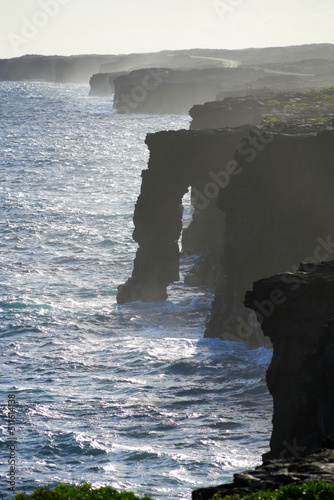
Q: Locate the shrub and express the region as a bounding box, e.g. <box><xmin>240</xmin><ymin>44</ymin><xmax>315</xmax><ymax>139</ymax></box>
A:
<box><xmin>13</xmin><ymin>483</ymin><xmax>151</xmax><ymax>500</ymax></box>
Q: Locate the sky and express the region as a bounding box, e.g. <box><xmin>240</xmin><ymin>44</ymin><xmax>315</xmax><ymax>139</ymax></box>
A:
<box><xmin>0</xmin><ymin>0</ymin><xmax>333</xmax><ymax>59</ymax></box>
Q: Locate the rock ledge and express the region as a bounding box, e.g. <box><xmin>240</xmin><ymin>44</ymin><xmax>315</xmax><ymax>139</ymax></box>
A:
<box><xmin>192</xmin><ymin>447</ymin><xmax>334</xmax><ymax>500</ymax></box>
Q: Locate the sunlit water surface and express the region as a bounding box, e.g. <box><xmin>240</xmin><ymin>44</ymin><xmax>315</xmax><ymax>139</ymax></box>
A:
<box><xmin>0</xmin><ymin>81</ymin><xmax>272</xmax><ymax>499</ymax></box>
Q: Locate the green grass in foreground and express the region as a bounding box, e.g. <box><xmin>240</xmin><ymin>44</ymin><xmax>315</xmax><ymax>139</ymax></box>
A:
<box><xmin>210</xmin><ymin>481</ymin><xmax>334</xmax><ymax>500</ymax></box>
<box><xmin>13</xmin><ymin>483</ymin><xmax>151</xmax><ymax>500</ymax></box>
<box><xmin>12</xmin><ymin>480</ymin><xmax>334</xmax><ymax>500</ymax></box>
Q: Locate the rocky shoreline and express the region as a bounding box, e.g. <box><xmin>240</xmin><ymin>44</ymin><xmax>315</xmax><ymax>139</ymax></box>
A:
<box><xmin>193</xmin><ymin>447</ymin><xmax>334</xmax><ymax>500</ymax></box>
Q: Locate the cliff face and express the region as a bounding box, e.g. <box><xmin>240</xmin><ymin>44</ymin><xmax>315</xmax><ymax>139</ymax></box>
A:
<box><xmin>245</xmin><ymin>262</ymin><xmax>334</xmax><ymax>460</ymax></box>
<box><xmin>117</xmin><ymin>120</ymin><xmax>334</xmax><ymax>350</ymax></box>
<box><xmin>181</xmin><ymin>199</ymin><xmax>225</xmax><ymax>287</ymax></box>
<box><xmin>190</xmin><ymin>97</ymin><xmax>266</xmax><ymax>130</ymax></box>
<box><xmin>0</xmin><ymin>54</ymin><xmax>58</xmax><ymax>82</ymax></box>
<box><xmin>190</xmin><ymin>88</ymin><xmax>334</xmax><ymax>130</ymax></box>
<box><xmin>113</xmin><ymin>67</ymin><xmax>265</xmax><ymax>114</ymax></box>
<box><xmin>117</xmin><ymin>127</ymin><xmax>248</xmax><ymax>303</ymax></box>
<box><xmin>89</xmin><ymin>71</ymin><xmax>126</xmax><ymax>96</ymax></box>
<box><xmin>0</xmin><ymin>54</ymin><xmax>117</xmax><ymax>83</ymax></box>
<box><xmin>110</xmin><ymin>45</ymin><xmax>334</xmax><ymax>115</ymax></box>
<box><xmin>205</xmin><ymin>126</ymin><xmax>334</xmax><ymax>345</ymax></box>
<box><xmin>2</xmin><ymin>44</ymin><xmax>333</xmax><ymax>92</ymax></box>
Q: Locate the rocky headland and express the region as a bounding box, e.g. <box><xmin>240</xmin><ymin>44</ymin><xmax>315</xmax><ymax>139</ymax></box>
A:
<box><xmin>2</xmin><ymin>44</ymin><xmax>334</xmax><ymax>103</ymax></box>
<box><xmin>118</xmin><ymin>90</ymin><xmax>334</xmax><ymax>348</ymax></box>
<box><xmin>112</xmin><ymin>67</ymin><xmax>265</xmax><ymax>114</ymax></box>
<box><xmin>88</xmin><ymin>71</ymin><xmax>127</xmax><ymax>96</ymax></box>
<box><xmin>2</xmin><ymin>43</ymin><xmax>334</xmax><ymax>499</ymax></box>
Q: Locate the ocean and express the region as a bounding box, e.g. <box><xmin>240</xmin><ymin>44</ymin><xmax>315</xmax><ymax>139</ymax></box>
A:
<box><xmin>0</xmin><ymin>81</ymin><xmax>272</xmax><ymax>499</ymax></box>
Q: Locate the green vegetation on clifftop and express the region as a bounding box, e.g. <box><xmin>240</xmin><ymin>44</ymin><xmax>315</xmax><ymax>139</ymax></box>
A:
<box><xmin>261</xmin><ymin>86</ymin><xmax>334</xmax><ymax>125</ymax></box>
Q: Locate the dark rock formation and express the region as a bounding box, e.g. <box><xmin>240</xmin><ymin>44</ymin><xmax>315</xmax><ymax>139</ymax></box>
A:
<box><xmin>89</xmin><ymin>72</ymin><xmax>126</xmax><ymax>96</ymax></box>
<box><xmin>89</xmin><ymin>73</ymin><xmax>113</xmax><ymax>96</ymax></box>
<box><xmin>190</xmin><ymin>96</ymin><xmax>266</xmax><ymax>130</ymax></box>
<box><xmin>117</xmin><ymin>120</ymin><xmax>334</xmax><ymax>351</ymax></box>
<box><xmin>117</xmin><ymin>127</ymin><xmax>248</xmax><ymax>303</ymax></box>
<box><xmin>113</xmin><ymin>67</ymin><xmax>265</xmax><ymax>114</ymax></box>
<box><xmin>181</xmin><ymin>200</ymin><xmax>225</xmax><ymax>287</ymax></box>
<box><xmin>192</xmin><ymin>447</ymin><xmax>334</xmax><ymax>500</ymax></box>
<box><xmin>245</xmin><ymin>262</ymin><xmax>334</xmax><ymax>460</ymax></box>
<box><xmin>190</xmin><ymin>88</ymin><xmax>334</xmax><ymax>130</ymax></box>
<box><xmin>205</xmin><ymin>126</ymin><xmax>334</xmax><ymax>346</ymax></box>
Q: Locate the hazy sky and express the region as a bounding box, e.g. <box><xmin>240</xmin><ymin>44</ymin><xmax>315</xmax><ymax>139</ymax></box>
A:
<box><xmin>1</xmin><ymin>0</ymin><xmax>333</xmax><ymax>59</ymax></box>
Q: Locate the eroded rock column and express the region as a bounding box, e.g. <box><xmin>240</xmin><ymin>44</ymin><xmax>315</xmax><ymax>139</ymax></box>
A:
<box><xmin>117</xmin><ymin>128</ymin><xmax>247</xmax><ymax>304</ymax></box>
<box><xmin>117</xmin><ymin>167</ymin><xmax>189</xmax><ymax>303</ymax></box>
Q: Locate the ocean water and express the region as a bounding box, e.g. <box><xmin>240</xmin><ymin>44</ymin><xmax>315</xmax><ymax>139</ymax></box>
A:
<box><xmin>0</xmin><ymin>81</ymin><xmax>272</xmax><ymax>499</ymax></box>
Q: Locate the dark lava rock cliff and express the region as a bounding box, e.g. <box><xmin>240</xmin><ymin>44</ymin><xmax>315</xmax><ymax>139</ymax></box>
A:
<box><xmin>245</xmin><ymin>262</ymin><xmax>334</xmax><ymax>460</ymax></box>
<box><xmin>205</xmin><ymin>125</ymin><xmax>334</xmax><ymax>346</ymax></box>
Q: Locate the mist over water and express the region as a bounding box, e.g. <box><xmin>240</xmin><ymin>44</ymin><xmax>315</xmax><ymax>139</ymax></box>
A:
<box><xmin>0</xmin><ymin>81</ymin><xmax>272</xmax><ymax>499</ymax></box>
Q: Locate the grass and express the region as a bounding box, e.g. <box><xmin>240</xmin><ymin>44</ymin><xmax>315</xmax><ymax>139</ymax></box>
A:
<box><xmin>11</xmin><ymin>480</ymin><xmax>334</xmax><ymax>500</ymax></box>
<box><xmin>265</xmin><ymin>86</ymin><xmax>334</xmax><ymax>117</ymax></box>
<box><xmin>317</xmin><ymin>94</ymin><xmax>334</xmax><ymax>103</ymax></box>
<box><xmin>210</xmin><ymin>481</ymin><xmax>334</xmax><ymax>500</ymax></box>
<box><xmin>13</xmin><ymin>483</ymin><xmax>151</xmax><ymax>500</ymax></box>
<box><xmin>260</xmin><ymin>86</ymin><xmax>334</xmax><ymax>126</ymax></box>
<box><xmin>310</xmin><ymin>116</ymin><xmax>334</xmax><ymax>123</ymax></box>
